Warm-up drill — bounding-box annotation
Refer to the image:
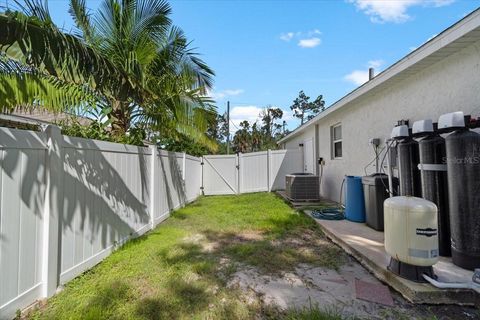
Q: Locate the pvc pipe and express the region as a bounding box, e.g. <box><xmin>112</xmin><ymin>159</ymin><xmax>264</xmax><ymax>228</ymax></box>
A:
<box><xmin>423</xmin><ymin>274</ymin><xmax>480</xmax><ymax>294</ymax></box>
<box><xmin>386</xmin><ymin>140</ymin><xmax>394</xmax><ymax>198</ymax></box>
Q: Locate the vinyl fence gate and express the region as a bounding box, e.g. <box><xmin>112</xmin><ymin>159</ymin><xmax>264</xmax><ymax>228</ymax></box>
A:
<box><xmin>201</xmin><ymin>150</ymin><xmax>302</xmax><ymax>195</ymax></box>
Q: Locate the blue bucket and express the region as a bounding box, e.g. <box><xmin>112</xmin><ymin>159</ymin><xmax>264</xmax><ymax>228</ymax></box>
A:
<box><xmin>345</xmin><ymin>176</ymin><xmax>366</xmax><ymax>223</ymax></box>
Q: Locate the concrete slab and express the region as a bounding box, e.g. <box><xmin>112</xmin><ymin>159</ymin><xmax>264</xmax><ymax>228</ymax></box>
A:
<box><xmin>228</xmin><ymin>263</ymin><xmax>403</xmax><ymax>318</ymax></box>
<box><xmin>309</xmin><ymin>216</ymin><xmax>479</xmax><ymax>306</ymax></box>
<box><xmin>276</xmin><ymin>191</ymin><xmax>333</xmax><ymax>208</ymax></box>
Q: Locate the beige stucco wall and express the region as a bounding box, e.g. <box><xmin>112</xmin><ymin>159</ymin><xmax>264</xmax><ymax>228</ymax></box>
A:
<box><xmin>284</xmin><ymin>39</ymin><xmax>480</xmax><ymax>202</ymax></box>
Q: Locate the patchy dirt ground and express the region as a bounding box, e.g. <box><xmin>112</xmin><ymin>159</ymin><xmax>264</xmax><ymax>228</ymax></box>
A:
<box><xmin>225</xmin><ymin>259</ymin><xmax>479</xmax><ymax>319</ymax></box>
<box><xmin>181</xmin><ymin>228</ymin><xmax>479</xmax><ymax>320</ymax></box>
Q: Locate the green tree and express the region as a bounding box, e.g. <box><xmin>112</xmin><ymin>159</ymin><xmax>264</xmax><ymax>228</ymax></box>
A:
<box><xmin>214</xmin><ymin>112</ymin><xmax>230</xmax><ymax>153</ymax></box>
<box><xmin>290</xmin><ymin>90</ymin><xmax>325</xmax><ymax>125</ymax></box>
<box><xmin>260</xmin><ymin>106</ymin><xmax>283</xmax><ymax>137</ymax></box>
<box><xmin>251</xmin><ymin>122</ymin><xmax>262</xmax><ymax>151</ymax></box>
<box><xmin>232</xmin><ymin>120</ymin><xmax>251</xmax><ymax>153</ymax></box>
<box><xmin>260</xmin><ymin>106</ymin><xmax>283</xmax><ymax>145</ymax></box>
<box><xmin>231</xmin><ymin>106</ymin><xmax>286</xmax><ymax>153</ymax></box>
<box><xmin>0</xmin><ymin>0</ymin><xmax>216</xmax><ymax>149</ymax></box>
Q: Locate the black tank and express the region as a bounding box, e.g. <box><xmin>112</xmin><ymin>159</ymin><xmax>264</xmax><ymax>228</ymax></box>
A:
<box><xmin>397</xmin><ymin>138</ymin><xmax>421</xmax><ymax>197</ymax></box>
<box><xmin>445</xmin><ymin>129</ymin><xmax>480</xmax><ymax>270</ymax></box>
<box><xmin>418</xmin><ymin>134</ymin><xmax>451</xmax><ymax>257</ymax></box>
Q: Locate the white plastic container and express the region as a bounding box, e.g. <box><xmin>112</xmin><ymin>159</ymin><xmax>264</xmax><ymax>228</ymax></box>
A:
<box><xmin>384</xmin><ymin>196</ymin><xmax>439</xmax><ymax>267</ymax></box>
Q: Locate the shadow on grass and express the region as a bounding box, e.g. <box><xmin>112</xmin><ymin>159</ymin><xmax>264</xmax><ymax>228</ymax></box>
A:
<box><xmin>33</xmin><ymin>195</ymin><xmax>348</xmax><ymax>320</ymax></box>
<box><xmin>170</xmin><ymin>211</ymin><xmax>189</xmax><ymax>220</ymax></box>
<box><xmin>75</xmin><ymin>280</ymin><xmax>132</xmax><ymax>320</ymax></box>
<box><xmin>135</xmin><ymin>278</ymin><xmax>211</xmax><ymax>320</ymax></box>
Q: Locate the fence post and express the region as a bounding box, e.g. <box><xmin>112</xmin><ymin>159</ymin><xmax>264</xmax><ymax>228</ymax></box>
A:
<box><xmin>182</xmin><ymin>152</ymin><xmax>186</xmax><ymax>181</ymax></box>
<box><xmin>201</xmin><ymin>156</ymin><xmax>204</xmax><ymax>195</ymax></box>
<box><xmin>149</xmin><ymin>145</ymin><xmax>157</xmax><ymax>229</ymax></box>
<box><xmin>267</xmin><ymin>149</ymin><xmax>272</xmax><ymax>192</ymax></box>
<box><xmin>41</xmin><ymin>125</ymin><xmax>63</xmax><ymax>298</ymax></box>
<box><xmin>237</xmin><ymin>153</ymin><xmax>241</xmax><ymax>194</ymax></box>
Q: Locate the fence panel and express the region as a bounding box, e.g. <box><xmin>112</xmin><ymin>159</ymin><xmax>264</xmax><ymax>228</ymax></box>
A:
<box><xmin>239</xmin><ymin>151</ymin><xmax>268</xmax><ymax>193</ymax></box>
<box><xmin>157</xmin><ymin>151</ymin><xmax>185</xmax><ymax>212</ymax></box>
<box><xmin>202</xmin><ymin>154</ymin><xmax>238</xmax><ymax>195</ymax></box>
<box><xmin>269</xmin><ymin>149</ymin><xmax>303</xmax><ymax>191</ymax></box>
<box><xmin>59</xmin><ymin>136</ymin><xmax>152</xmax><ymax>284</ymax></box>
<box><xmin>0</xmin><ymin>128</ymin><xmax>47</xmax><ymax>317</ymax></box>
<box><xmin>184</xmin><ymin>155</ymin><xmax>202</xmax><ymax>203</ymax></box>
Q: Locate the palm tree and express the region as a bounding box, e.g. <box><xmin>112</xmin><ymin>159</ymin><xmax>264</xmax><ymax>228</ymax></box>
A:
<box><xmin>0</xmin><ymin>0</ymin><xmax>216</xmax><ymax>149</ymax></box>
<box><xmin>233</xmin><ymin>120</ymin><xmax>251</xmax><ymax>153</ymax></box>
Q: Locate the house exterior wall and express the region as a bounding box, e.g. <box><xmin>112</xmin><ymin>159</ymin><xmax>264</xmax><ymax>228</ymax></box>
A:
<box><xmin>284</xmin><ymin>125</ymin><xmax>317</xmax><ymax>173</ymax></box>
<box><xmin>283</xmin><ymin>39</ymin><xmax>480</xmax><ymax>202</ymax></box>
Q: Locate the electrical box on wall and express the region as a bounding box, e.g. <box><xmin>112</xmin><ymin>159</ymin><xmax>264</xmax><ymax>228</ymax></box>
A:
<box><xmin>369</xmin><ymin>138</ymin><xmax>380</xmax><ymax>146</ymax></box>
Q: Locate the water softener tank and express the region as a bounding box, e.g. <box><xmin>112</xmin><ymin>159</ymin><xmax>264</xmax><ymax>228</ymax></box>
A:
<box><xmin>440</xmin><ymin>112</ymin><xmax>480</xmax><ymax>270</ymax></box>
<box><xmin>412</xmin><ymin>120</ymin><xmax>451</xmax><ymax>257</ymax></box>
<box><xmin>384</xmin><ymin>196</ymin><xmax>438</xmax><ymax>282</ymax></box>
<box><xmin>391</xmin><ymin>125</ymin><xmax>422</xmax><ymax>197</ymax></box>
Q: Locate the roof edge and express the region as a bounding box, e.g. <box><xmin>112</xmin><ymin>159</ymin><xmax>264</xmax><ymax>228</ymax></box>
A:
<box><xmin>278</xmin><ymin>7</ymin><xmax>480</xmax><ymax>144</ymax></box>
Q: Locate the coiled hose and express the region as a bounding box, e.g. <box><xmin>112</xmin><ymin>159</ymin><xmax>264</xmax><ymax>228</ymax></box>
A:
<box><xmin>311</xmin><ymin>178</ymin><xmax>346</xmax><ymax>220</ymax></box>
<box><xmin>311</xmin><ymin>208</ymin><xmax>344</xmax><ymax>220</ymax></box>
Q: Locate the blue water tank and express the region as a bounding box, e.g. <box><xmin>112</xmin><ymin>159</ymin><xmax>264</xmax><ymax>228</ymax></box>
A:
<box><xmin>345</xmin><ymin>176</ymin><xmax>366</xmax><ymax>223</ymax></box>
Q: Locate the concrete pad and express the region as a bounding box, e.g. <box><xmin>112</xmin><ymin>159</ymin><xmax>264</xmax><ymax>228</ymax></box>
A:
<box><xmin>310</xmin><ymin>216</ymin><xmax>478</xmax><ymax>306</ymax></box>
<box><xmin>276</xmin><ymin>191</ymin><xmax>328</xmax><ymax>208</ymax></box>
<box><xmin>227</xmin><ymin>264</ymin><xmax>400</xmax><ymax>318</ymax></box>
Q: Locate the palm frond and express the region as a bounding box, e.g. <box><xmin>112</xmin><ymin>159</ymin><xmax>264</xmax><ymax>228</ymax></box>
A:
<box><xmin>0</xmin><ymin>11</ymin><xmax>136</xmax><ymax>99</ymax></box>
<box><xmin>69</xmin><ymin>0</ymin><xmax>95</xmax><ymax>41</ymax></box>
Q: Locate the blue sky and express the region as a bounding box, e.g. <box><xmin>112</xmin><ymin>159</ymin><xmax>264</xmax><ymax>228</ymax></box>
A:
<box><xmin>43</xmin><ymin>0</ymin><xmax>480</xmax><ymax>131</ymax></box>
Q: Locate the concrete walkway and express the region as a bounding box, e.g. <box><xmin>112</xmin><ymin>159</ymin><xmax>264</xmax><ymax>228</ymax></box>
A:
<box><xmin>310</xmin><ymin>216</ymin><xmax>479</xmax><ymax>306</ymax></box>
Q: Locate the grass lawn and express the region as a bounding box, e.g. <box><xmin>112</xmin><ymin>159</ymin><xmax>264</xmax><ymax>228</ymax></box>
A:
<box><xmin>28</xmin><ymin>193</ymin><xmax>346</xmax><ymax>320</ymax></box>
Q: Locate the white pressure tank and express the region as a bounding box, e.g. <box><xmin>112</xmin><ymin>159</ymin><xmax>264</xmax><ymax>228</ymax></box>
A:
<box><xmin>384</xmin><ymin>196</ymin><xmax>439</xmax><ymax>267</ymax></box>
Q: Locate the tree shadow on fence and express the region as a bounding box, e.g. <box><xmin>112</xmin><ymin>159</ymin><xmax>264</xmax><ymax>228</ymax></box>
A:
<box><xmin>157</xmin><ymin>150</ymin><xmax>187</xmax><ymax>212</ymax></box>
<box><xmin>0</xmin><ymin>128</ymin><xmax>151</xmax><ymax>276</ymax></box>
<box><xmin>60</xmin><ymin>136</ymin><xmax>151</xmax><ymax>250</ymax></box>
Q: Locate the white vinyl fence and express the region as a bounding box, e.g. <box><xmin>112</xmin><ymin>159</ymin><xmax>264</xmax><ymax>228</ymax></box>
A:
<box><xmin>203</xmin><ymin>149</ymin><xmax>302</xmax><ymax>195</ymax></box>
<box><xmin>0</xmin><ymin>126</ymin><xmax>301</xmax><ymax>319</ymax></box>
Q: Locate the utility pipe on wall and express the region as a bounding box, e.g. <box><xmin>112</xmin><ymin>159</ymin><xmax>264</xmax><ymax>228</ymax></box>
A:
<box><xmin>299</xmin><ymin>143</ymin><xmax>304</xmax><ymax>173</ymax></box>
<box><xmin>386</xmin><ymin>139</ymin><xmax>394</xmax><ymax>197</ymax></box>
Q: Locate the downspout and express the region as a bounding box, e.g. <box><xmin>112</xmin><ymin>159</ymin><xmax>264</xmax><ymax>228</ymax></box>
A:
<box><xmin>386</xmin><ymin>139</ymin><xmax>394</xmax><ymax>197</ymax></box>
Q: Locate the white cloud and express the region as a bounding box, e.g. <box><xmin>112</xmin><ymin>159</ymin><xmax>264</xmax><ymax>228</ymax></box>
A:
<box><xmin>210</xmin><ymin>88</ymin><xmax>244</xmax><ymax>100</ymax></box>
<box><xmin>280</xmin><ymin>32</ymin><xmax>295</xmax><ymax>41</ymax></box>
<box><xmin>298</xmin><ymin>37</ymin><xmax>322</xmax><ymax>48</ymax></box>
<box><xmin>344</xmin><ymin>60</ymin><xmax>385</xmax><ymax>86</ymax></box>
<box><xmin>229</xmin><ymin>106</ymin><xmax>293</xmax><ymax>134</ymax></box>
<box><xmin>308</xmin><ymin>29</ymin><xmax>322</xmax><ymax>36</ymax></box>
<box><xmin>349</xmin><ymin>0</ymin><xmax>455</xmax><ymax>23</ymax></box>
<box><xmin>279</xmin><ymin>29</ymin><xmax>322</xmax><ymax>48</ymax></box>
<box><xmin>344</xmin><ymin>70</ymin><xmax>370</xmax><ymax>86</ymax></box>
<box><xmin>229</xmin><ymin>105</ymin><xmax>263</xmax><ymax>133</ymax></box>
<box><xmin>368</xmin><ymin>59</ymin><xmax>384</xmax><ymax>69</ymax></box>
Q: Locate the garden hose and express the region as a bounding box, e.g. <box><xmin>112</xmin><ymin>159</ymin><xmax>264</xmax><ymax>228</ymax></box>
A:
<box><xmin>311</xmin><ymin>208</ymin><xmax>345</xmax><ymax>220</ymax></box>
